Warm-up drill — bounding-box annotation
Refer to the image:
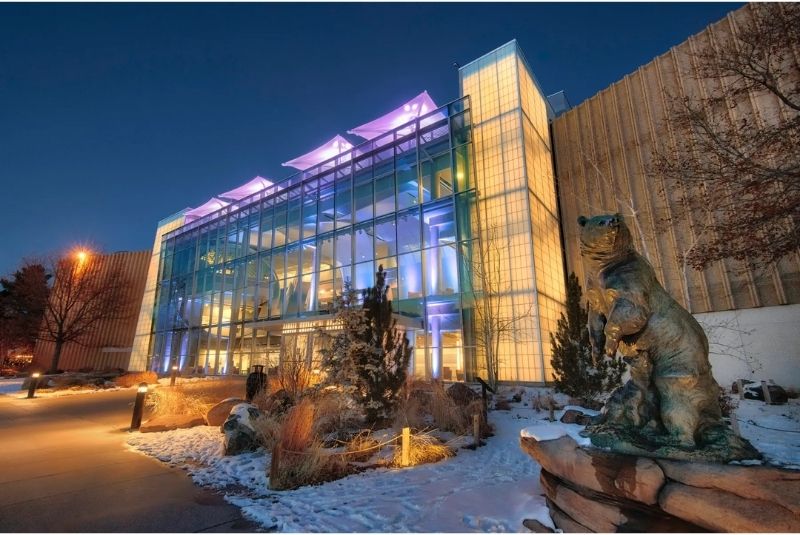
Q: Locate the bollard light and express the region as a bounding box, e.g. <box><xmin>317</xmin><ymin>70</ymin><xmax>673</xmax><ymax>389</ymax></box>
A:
<box><xmin>27</xmin><ymin>372</ymin><xmax>41</xmax><ymax>399</ymax></box>
<box><xmin>170</xmin><ymin>364</ymin><xmax>178</xmax><ymax>387</ymax></box>
<box><xmin>130</xmin><ymin>382</ymin><xmax>148</xmax><ymax>431</ymax></box>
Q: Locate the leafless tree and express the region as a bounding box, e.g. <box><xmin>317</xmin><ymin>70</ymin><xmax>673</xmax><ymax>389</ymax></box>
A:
<box><xmin>652</xmin><ymin>3</ymin><xmax>800</xmax><ymax>271</ymax></box>
<box><xmin>278</xmin><ymin>335</ymin><xmax>313</xmax><ymax>401</ymax></box>
<box><xmin>40</xmin><ymin>252</ymin><xmax>130</xmax><ymax>373</ymax></box>
<box><xmin>468</xmin><ymin>223</ymin><xmax>533</xmax><ymax>390</ymax></box>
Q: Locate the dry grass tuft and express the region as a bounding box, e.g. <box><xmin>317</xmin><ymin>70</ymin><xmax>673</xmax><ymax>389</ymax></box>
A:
<box><xmin>268</xmin><ymin>442</ymin><xmax>350</xmax><ymax>491</ymax></box>
<box><xmin>115</xmin><ymin>371</ymin><xmax>158</xmax><ymax>388</ymax></box>
<box><xmin>344</xmin><ymin>431</ymin><xmax>380</xmax><ymax>462</ymax></box>
<box><xmin>429</xmin><ymin>381</ymin><xmax>468</xmax><ymax>434</ymax></box>
<box><xmin>252</xmin><ymin>413</ymin><xmax>283</xmax><ymax>451</ymax></box>
<box><xmin>145</xmin><ymin>378</ymin><xmax>245</xmax><ymax>417</ymax></box>
<box><xmin>279</xmin><ymin>398</ymin><xmax>316</xmax><ymax>454</ymax></box>
<box><xmin>145</xmin><ymin>385</ymin><xmax>210</xmax><ymax>417</ymax></box>
<box><xmin>393</xmin><ymin>432</ymin><xmax>454</xmax><ymax>467</ymax></box>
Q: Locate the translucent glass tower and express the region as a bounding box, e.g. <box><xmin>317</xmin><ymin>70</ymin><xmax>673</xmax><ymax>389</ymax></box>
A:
<box><xmin>134</xmin><ymin>41</ymin><xmax>566</xmax><ymax>384</ymax></box>
<box><xmin>459</xmin><ymin>40</ymin><xmax>566</xmax><ymax>382</ymax></box>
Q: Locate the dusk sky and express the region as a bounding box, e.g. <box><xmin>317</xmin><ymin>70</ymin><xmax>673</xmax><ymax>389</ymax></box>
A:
<box><xmin>0</xmin><ymin>2</ymin><xmax>742</xmax><ymax>275</ymax></box>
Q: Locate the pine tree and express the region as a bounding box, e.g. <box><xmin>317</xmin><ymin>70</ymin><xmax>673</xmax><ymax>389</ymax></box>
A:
<box><xmin>550</xmin><ymin>273</ymin><xmax>625</xmax><ymax>407</ymax></box>
<box><xmin>319</xmin><ymin>266</ymin><xmax>412</xmax><ymax>424</ymax></box>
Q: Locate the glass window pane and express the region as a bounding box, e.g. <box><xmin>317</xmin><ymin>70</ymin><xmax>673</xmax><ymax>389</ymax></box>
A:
<box><xmin>318</xmin><ymin>233</ymin><xmax>334</xmax><ymax>271</ymax></box>
<box><xmin>374</xmin><ymin>216</ymin><xmax>396</xmax><ymax>259</ymax></box>
<box><xmin>434</xmin><ymin>152</ymin><xmax>453</xmax><ymax>197</ymax></box>
<box><xmin>423</xmin><ymin>199</ymin><xmax>456</xmax><ymax>248</ymax></box>
<box><xmin>354</xmin><ymin>222</ymin><xmax>373</xmax><ymax>264</ymax></box>
<box><xmin>396</xmin><ymin>151</ymin><xmax>418</xmax><ymax>210</ymax></box>
<box><xmin>335</xmin><ymin>229</ymin><xmax>352</xmax><ymax>267</ymax></box>
<box><xmin>354</xmin><ymin>180</ymin><xmax>373</xmax><ymax>223</ymax></box>
<box><xmin>397</xmin><ymin>208</ymin><xmax>421</xmax><ymax>253</ymax></box>
<box><xmin>374</xmin><ymin>174</ymin><xmax>395</xmax><ymax>217</ymax></box>
<box><xmin>354</xmin><ymin>261</ymin><xmax>374</xmax><ymax>293</ymax></box>
<box><xmin>318</xmin><ymin>182</ymin><xmax>335</xmax><ymax>234</ymax></box>
<box><xmin>286</xmin><ymin>196</ymin><xmax>302</xmax><ymax>244</ymax></box>
<box><xmin>335</xmin><ymin>180</ymin><xmax>352</xmax><ymax>229</ymax></box>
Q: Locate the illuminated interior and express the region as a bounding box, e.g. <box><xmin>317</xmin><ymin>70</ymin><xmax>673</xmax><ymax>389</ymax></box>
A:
<box><xmin>149</xmin><ymin>97</ymin><xmax>476</xmax><ymax>379</ymax></box>
<box><xmin>146</xmin><ymin>42</ymin><xmax>566</xmax><ymax>383</ymax></box>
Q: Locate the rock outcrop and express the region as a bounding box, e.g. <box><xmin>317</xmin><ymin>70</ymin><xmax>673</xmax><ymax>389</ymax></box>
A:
<box><xmin>206</xmin><ymin>397</ymin><xmax>247</xmax><ymax>426</ymax></box>
<box><xmin>222</xmin><ymin>403</ymin><xmax>262</xmax><ymax>456</ymax></box>
<box><xmin>521</xmin><ymin>433</ymin><xmax>800</xmax><ymax>533</ymax></box>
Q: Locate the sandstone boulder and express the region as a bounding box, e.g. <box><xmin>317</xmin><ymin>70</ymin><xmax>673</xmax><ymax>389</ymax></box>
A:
<box><xmin>206</xmin><ymin>397</ymin><xmax>247</xmax><ymax>427</ymax></box>
<box><xmin>140</xmin><ymin>414</ymin><xmax>206</xmax><ymax>433</ymax></box>
<box><xmin>548</xmin><ymin>504</ymin><xmax>591</xmax><ymax>533</ymax></box>
<box><xmin>222</xmin><ymin>403</ymin><xmax>262</xmax><ymax>455</ymax></box>
<box><xmin>540</xmin><ymin>470</ymin><xmax>627</xmax><ymax>533</ymax></box>
<box><xmin>657</xmin><ymin>459</ymin><xmax>800</xmax><ymax>515</ymax></box>
<box><xmin>521</xmin><ymin>435</ymin><xmax>665</xmax><ymax>505</ymax></box>
<box><xmin>659</xmin><ymin>482</ymin><xmax>800</xmax><ymax>532</ymax></box>
<box><xmin>560</xmin><ymin>409</ymin><xmax>594</xmax><ymax>426</ymax></box>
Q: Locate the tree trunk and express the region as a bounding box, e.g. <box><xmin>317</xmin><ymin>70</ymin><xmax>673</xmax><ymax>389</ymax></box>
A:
<box><xmin>49</xmin><ymin>338</ymin><xmax>64</xmax><ymax>374</ymax></box>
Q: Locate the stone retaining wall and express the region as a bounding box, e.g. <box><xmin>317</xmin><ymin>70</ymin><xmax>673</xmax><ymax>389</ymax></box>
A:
<box><xmin>520</xmin><ymin>435</ymin><xmax>800</xmax><ymax>532</ymax></box>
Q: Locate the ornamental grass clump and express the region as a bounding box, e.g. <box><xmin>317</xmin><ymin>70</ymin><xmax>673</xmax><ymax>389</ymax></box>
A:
<box><xmin>429</xmin><ymin>381</ymin><xmax>468</xmax><ymax>434</ymax></box>
<box><xmin>268</xmin><ymin>399</ymin><xmax>350</xmax><ymax>490</ymax></box>
<box><xmin>145</xmin><ymin>385</ymin><xmax>210</xmax><ymax>417</ymax></box>
<box><xmin>114</xmin><ymin>371</ymin><xmax>158</xmax><ymax>388</ymax></box>
<box><xmin>392</xmin><ymin>432</ymin><xmax>454</xmax><ymax>467</ymax></box>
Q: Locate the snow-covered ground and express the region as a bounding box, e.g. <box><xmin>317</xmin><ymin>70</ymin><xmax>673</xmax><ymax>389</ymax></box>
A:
<box><xmin>127</xmin><ymin>390</ymin><xmax>564</xmax><ymax>533</ymax></box>
<box><xmin>0</xmin><ymin>378</ymin><xmax>25</xmax><ymax>394</ymax></box>
<box><xmin>126</xmin><ymin>388</ymin><xmax>800</xmax><ymax>533</ymax></box>
<box><xmin>733</xmin><ymin>397</ymin><xmax>800</xmax><ymax>468</ymax></box>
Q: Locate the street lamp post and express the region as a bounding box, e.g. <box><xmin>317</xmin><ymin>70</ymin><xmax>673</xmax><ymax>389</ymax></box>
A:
<box><xmin>130</xmin><ymin>383</ymin><xmax>148</xmax><ymax>431</ymax></box>
<box><xmin>27</xmin><ymin>372</ymin><xmax>41</xmax><ymax>399</ymax></box>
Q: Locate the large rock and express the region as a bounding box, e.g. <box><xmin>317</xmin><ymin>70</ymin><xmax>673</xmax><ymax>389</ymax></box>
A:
<box><xmin>540</xmin><ymin>469</ymin><xmax>698</xmax><ymax>533</ymax></box>
<box><xmin>540</xmin><ymin>470</ymin><xmax>627</xmax><ymax>533</ymax></box>
<box><xmin>140</xmin><ymin>414</ymin><xmax>206</xmax><ymax>433</ymax></box>
<box><xmin>222</xmin><ymin>403</ymin><xmax>262</xmax><ymax>456</ymax></box>
<box><xmin>447</xmin><ymin>383</ymin><xmax>480</xmax><ymax>406</ymax></box>
<box><xmin>521</xmin><ymin>435</ymin><xmax>665</xmax><ymax>505</ymax></box>
<box><xmin>547</xmin><ymin>502</ymin><xmax>591</xmax><ymax>533</ymax></box>
<box><xmin>657</xmin><ymin>459</ymin><xmax>800</xmax><ymax>515</ymax></box>
<box><xmin>560</xmin><ymin>409</ymin><xmax>594</xmax><ymax>426</ymax></box>
<box><xmin>206</xmin><ymin>397</ymin><xmax>247</xmax><ymax>427</ymax></box>
<box><xmin>659</xmin><ymin>482</ymin><xmax>800</xmax><ymax>532</ymax></box>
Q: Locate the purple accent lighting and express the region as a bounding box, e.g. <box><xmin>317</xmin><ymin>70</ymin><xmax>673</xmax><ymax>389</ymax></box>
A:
<box><xmin>282</xmin><ymin>135</ymin><xmax>353</xmax><ymax>171</ymax></box>
<box><xmin>184</xmin><ymin>197</ymin><xmax>230</xmax><ymax>222</ymax></box>
<box><xmin>348</xmin><ymin>91</ymin><xmax>442</xmax><ymax>140</ymax></box>
<box><xmin>219</xmin><ymin>176</ymin><xmax>273</xmax><ymax>201</ymax></box>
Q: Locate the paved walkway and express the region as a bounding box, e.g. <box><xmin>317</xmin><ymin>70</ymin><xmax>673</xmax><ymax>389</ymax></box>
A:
<box><xmin>0</xmin><ymin>387</ymin><xmax>258</xmax><ymax>532</ymax></box>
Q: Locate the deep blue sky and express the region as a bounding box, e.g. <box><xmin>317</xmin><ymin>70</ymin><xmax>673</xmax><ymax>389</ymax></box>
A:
<box><xmin>0</xmin><ymin>2</ymin><xmax>742</xmax><ymax>275</ymax></box>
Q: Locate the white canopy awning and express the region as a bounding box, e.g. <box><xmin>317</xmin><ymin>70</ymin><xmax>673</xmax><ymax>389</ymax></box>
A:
<box><xmin>281</xmin><ymin>135</ymin><xmax>353</xmax><ymax>171</ymax></box>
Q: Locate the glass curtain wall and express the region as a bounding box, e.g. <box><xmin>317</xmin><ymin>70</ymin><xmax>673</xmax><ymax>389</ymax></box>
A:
<box><xmin>459</xmin><ymin>41</ymin><xmax>567</xmax><ymax>383</ymax></box>
<box><xmin>149</xmin><ymin>98</ymin><xmax>476</xmax><ymax>379</ymax></box>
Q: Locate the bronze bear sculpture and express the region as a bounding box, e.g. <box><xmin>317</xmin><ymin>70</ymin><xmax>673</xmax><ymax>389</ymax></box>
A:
<box><xmin>577</xmin><ymin>214</ymin><xmax>759</xmax><ymax>462</ymax></box>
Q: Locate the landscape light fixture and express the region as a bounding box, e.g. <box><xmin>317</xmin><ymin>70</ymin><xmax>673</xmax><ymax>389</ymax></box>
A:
<box><xmin>170</xmin><ymin>364</ymin><xmax>178</xmax><ymax>387</ymax></box>
<box><xmin>27</xmin><ymin>372</ymin><xmax>41</xmax><ymax>399</ymax></box>
<box><xmin>130</xmin><ymin>383</ymin><xmax>148</xmax><ymax>431</ymax></box>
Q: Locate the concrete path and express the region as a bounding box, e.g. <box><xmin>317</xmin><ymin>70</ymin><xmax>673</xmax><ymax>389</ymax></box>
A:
<box><xmin>0</xmin><ymin>387</ymin><xmax>259</xmax><ymax>532</ymax></box>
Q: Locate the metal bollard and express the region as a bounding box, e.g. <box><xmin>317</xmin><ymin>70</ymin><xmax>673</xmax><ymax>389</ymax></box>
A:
<box><xmin>27</xmin><ymin>372</ymin><xmax>41</xmax><ymax>399</ymax></box>
<box><xmin>170</xmin><ymin>365</ymin><xmax>178</xmax><ymax>387</ymax></box>
<box><xmin>130</xmin><ymin>382</ymin><xmax>148</xmax><ymax>431</ymax></box>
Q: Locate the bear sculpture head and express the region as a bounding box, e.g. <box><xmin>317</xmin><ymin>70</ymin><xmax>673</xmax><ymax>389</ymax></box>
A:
<box><xmin>578</xmin><ymin>213</ymin><xmax>634</xmax><ymax>264</ymax></box>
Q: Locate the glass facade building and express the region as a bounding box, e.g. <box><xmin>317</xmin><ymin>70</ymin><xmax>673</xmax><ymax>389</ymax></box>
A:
<box><xmin>147</xmin><ymin>98</ymin><xmax>478</xmax><ymax>381</ymax></box>
<box><xmin>133</xmin><ymin>40</ymin><xmax>566</xmax><ymax>383</ymax></box>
